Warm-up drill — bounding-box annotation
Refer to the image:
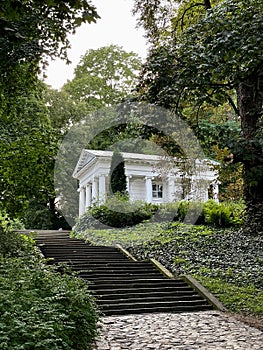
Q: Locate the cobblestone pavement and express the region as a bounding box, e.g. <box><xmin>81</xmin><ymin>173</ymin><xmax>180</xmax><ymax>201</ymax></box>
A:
<box><xmin>92</xmin><ymin>311</ymin><xmax>263</xmax><ymax>350</ymax></box>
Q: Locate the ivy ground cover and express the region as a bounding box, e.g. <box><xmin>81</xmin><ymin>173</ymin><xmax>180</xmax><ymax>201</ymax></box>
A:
<box><xmin>76</xmin><ymin>222</ymin><xmax>263</xmax><ymax>319</ymax></box>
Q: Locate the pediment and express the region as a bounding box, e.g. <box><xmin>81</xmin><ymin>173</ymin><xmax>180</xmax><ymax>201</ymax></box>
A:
<box><xmin>72</xmin><ymin>150</ymin><xmax>96</xmax><ymax>178</ymax></box>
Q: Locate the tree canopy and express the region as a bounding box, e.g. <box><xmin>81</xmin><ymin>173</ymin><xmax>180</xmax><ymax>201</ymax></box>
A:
<box><xmin>134</xmin><ymin>0</ymin><xmax>263</xmax><ymax>230</ymax></box>
<box><xmin>63</xmin><ymin>45</ymin><xmax>142</xmax><ymax>111</ymax></box>
<box><xmin>0</xmin><ymin>0</ymin><xmax>99</xmax><ymax>226</ymax></box>
<box><xmin>0</xmin><ymin>0</ymin><xmax>99</xmax><ymax>72</ymax></box>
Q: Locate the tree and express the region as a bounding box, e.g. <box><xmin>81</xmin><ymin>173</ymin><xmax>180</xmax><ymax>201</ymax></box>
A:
<box><xmin>110</xmin><ymin>151</ymin><xmax>127</xmax><ymax>196</ymax></box>
<box><xmin>63</xmin><ymin>45</ymin><xmax>142</xmax><ymax>112</ymax></box>
<box><xmin>0</xmin><ymin>83</ymin><xmax>57</xmax><ymax>218</ymax></box>
<box><xmin>44</xmin><ymin>86</ymin><xmax>89</xmax><ymax>133</ymax></box>
<box><xmin>134</xmin><ymin>0</ymin><xmax>263</xmax><ymax>231</ymax></box>
<box><xmin>0</xmin><ymin>0</ymin><xmax>99</xmax><ymax>73</ymax></box>
<box><xmin>0</xmin><ymin>1</ymin><xmax>99</xmax><ymax>225</ymax></box>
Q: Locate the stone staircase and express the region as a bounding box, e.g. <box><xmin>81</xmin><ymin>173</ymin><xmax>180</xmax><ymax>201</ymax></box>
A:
<box><xmin>35</xmin><ymin>231</ymin><xmax>215</xmax><ymax>316</ymax></box>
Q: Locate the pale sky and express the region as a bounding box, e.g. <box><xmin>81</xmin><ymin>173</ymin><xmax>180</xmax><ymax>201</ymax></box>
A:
<box><xmin>45</xmin><ymin>0</ymin><xmax>148</xmax><ymax>89</ymax></box>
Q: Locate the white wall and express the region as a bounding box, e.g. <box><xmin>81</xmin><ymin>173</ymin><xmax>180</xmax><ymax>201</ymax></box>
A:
<box><xmin>129</xmin><ymin>178</ymin><xmax>146</xmax><ymax>201</ymax></box>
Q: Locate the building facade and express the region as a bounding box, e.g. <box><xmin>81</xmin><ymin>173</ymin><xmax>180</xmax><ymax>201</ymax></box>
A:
<box><xmin>73</xmin><ymin>150</ymin><xmax>219</xmax><ymax>216</ymax></box>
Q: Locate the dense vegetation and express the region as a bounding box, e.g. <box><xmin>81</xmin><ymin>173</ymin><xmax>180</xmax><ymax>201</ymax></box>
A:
<box><xmin>0</xmin><ymin>216</ymin><xmax>99</xmax><ymax>350</ymax></box>
<box><xmin>133</xmin><ymin>0</ymin><xmax>263</xmax><ymax>231</ymax></box>
<box><xmin>74</xmin><ymin>199</ymin><xmax>245</xmax><ymax>230</ymax></box>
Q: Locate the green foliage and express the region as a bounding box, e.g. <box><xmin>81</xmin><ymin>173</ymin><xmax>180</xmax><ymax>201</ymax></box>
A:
<box><xmin>0</xmin><ymin>0</ymin><xmax>99</xmax><ymax>224</ymax></box>
<box><xmin>0</xmin><ymin>0</ymin><xmax>99</xmax><ymax>72</ymax></box>
<box><xmin>135</xmin><ymin>0</ymin><xmax>263</xmax><ymax>229</ymax></box>
<box><xmin>196</xmin><ymin>277</ymin><xmax>263</xmax><ymax>315</ymax></box>
<box><xmin>157</xmin><ymin>200</ymin><xmax>244</xmax><ymax>227</ymax></box>
<box><xmin>126</xmin><ymin>223</ymin><xmax>262</xmax><ymax>290</ymax></box>
<box><xmin>74</xmin><ymin>200</ymin><xmax>244</xmax><ymax>232</ymax></box>
<box><xmin>157</xmin><ymin>201</ymin><xmax>204</xmax><ymax>224</ymax></box>
<box><xmin>0</xmin><ymin>211</ymin><xmax>24</xmax><ymax>231</ymax></box>
<box><xmin>44</xmin><ymin>86</ymin><xmax>89</xmax><ymax>133</ymax></box>
<box><xmin>203</xmin><ymin>200</ymin><xmax>245</xmax><ymax>227</ymax></box>
<box><xmin>198</xmin><ymin>118</ymin><xmax>241</xmax><ymax>154</ymax></box>
<box><xmin>0</xmin><ymin>85</ymin><xmax>58</xmax><ymax>218</ymax></box>
<box><xmin>123</xmin><ymin>221</ymin><xmax>262</xmax><ymax>316</ymax></box>
<box><xmin>63</xmin><ymin>45</ymin><xmax>141</xmax><ymax>111</ymax></box>
<box><xmin>22</xmin><ymin>200</ymin><xmax>54</xmax><ymax>230</ymax></box>
<box><xmin>0</xmin><ymin>221</ymin><xmax>99</xmax><ymax>349</ymax></box>
<box><xmin>74</xmin><ymin>196</ymin><xmax>158</xmax><ymax>230</ymax></box>
<box><xmin>22</xmin><ymin>198</ymin><xmax>71</xmax><ymax>230</ymax></box>
<box><xmin>0</xmin><ymin>257</ymin><xmax>99</xmax><ymax>350</ymax></box>
<box><xmin>110</xmin><ymin>151</ymin><xmax>127</xmax><ymax>195</ymax></box>
<box><xmin>73</xmin><ymin>222</ymin><xmax>169</xmax><ymax>246</ymax></box>
<box><xmin>0</xmin><ymin>216</ymin><xmax>30</xmax><ymax>258</ymax></box>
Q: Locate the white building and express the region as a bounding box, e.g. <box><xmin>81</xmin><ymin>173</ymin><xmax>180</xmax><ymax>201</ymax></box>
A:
<box><xmin>73</xmin><ymin>149</ymin><xmax>219</xmax><ymax>216</ymax></box>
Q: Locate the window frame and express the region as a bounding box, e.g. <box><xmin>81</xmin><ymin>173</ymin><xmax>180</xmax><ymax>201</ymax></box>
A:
<box><xmin>152</xmin><ymin>182</ymin><xmax>163</xmax><ymax>199</ymax></box>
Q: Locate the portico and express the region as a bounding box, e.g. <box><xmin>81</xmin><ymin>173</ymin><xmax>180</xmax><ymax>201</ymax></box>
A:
<box><xmin>73</xmin><ymin>149</ymin><xmax>219</xmax><ymax>216</ymax></box>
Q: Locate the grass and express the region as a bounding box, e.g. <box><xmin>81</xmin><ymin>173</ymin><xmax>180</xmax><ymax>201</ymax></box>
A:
<box><xmin>73</xmin><ymin>221</ymin><xmax>263</xmax><ymax>323</ymax></box>
<box><xmin>73</xmin><ymin>221</ymin><xmax>171</xmax><ymax>246</ymax></box>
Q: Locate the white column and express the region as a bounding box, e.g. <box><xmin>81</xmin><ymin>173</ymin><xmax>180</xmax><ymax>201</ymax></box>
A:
<box><xmin>79</xmin><ymin>187</ymin><xmax>86</xmax><ymax>216</ymax></box>
<box><xmin>167</xmin><ymin>177</ymin><xmax>175</xmax><ymax>202</ymax></box>
<box><xmin>126</xmin><ymin>175</ymin><xmax>131</xmax><ymax>194</ymax></box>
<box><xmin>145</xmin><ymin>177</ymin><xmax>152</xmax><ymax>203</ymax></box>
<box><xmin>92</xmin><ymin>177</ymin><xmax>98</xmax><ymax>204</ymax></box>
<box><xmin>188</xmin><ymin>176</ymin><xmax>193</xmax><ymax>201</ymax></box>
<box><xmin>99</xmin><ymin>175</ymin><xmax>106</xmax><ymax>204</ymax></box>
<box><xmin>85</xmin><ymin>184</ymin><xmax>91</xmax><ymax>208</ymax></box>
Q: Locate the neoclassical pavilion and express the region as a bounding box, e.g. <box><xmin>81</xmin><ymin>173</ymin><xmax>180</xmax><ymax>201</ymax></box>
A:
<box><xmin>73</xmin><ymin>149</ymin><xmax>219</xmax><ymax>216</ymax></box>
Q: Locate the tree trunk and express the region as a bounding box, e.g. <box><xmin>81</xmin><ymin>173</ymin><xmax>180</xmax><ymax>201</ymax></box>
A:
<box><xmin>237</xmin><ymin>66</ymin><xmax>263</xmax><ymax>232</ymax></box>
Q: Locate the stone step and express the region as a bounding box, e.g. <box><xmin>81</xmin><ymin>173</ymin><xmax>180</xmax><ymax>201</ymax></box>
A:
<box><xmin>97</xmin><ymin>294</ymin><xmax>205</xmax><ymax>305</ymax></box>
<box><xmin>49</xmin><ymin>258</ymin><xmax>134</xmax><ymax>265</ymax></box>
<box><xmin>101</xmin><ymin>303</ymin><xmax>213</xmax><ymax>316</ymax></box>
<box><xmin>39</xmin><ymin>245</ymin><xmax>118</xmax><ymax>250</ymax></box>
<box><xmin>34</xmin><ymin>230</ymin><xmax>216</xmax><ymax>316</ymax></box>
<box><xmin>90</xmin><ymin>285</ymin><xmax>191</xmax><ymax>295</ymax></box>
<box><xmin>88</xmin><ymin>279</ymin><xmax>195</xmax><ymax>288</ymax></box>
<box><xmin>78</xmin><ymin>273</ymin><xmax>167</xmax><ymax>281</ymax></box>
<box><xmin>94</xmin><ymin>289</ymin><xmax>198</xmax><ymax>299</ymax></box>
<box><xmin>73</xmin><ymin>265</ymin><xmax>163</xmax><ymax>272</ymax></box>
<box><xmin>43</xmin><ymin>253</ymin><xmax>128</xmax><ymax>260</ymax></box>
<box><xmin>61</xmin><ymin>262</ymin><xmax>158</xmax><ymax>269</ymax></box>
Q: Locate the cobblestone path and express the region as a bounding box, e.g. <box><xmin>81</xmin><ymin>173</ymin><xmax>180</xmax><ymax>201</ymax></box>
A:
<box><xmin>93</xmin><ymin>311</ymin><xmax>263</xmax><ymax>350</ymax></box>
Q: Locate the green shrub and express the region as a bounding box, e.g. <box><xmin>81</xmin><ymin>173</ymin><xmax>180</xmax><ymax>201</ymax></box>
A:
<box><xmin>0</xmin><ymin>211</ymin><xmax>24</xmax><ymax>231</ymax></box>
<box><xmin>157</xmin><ymin>202</ymin><xmax>180</xmax><ymax>222</ymax></box>
<box><xmin>0</xmin><ymin>214</ymin><xmax>31</xmax><ymax>258</ymax></box>
<box><xmin>22</xmin><ymin>199</ymin><xmax>72</xmax><ymax>230</ymax></box>
<box><xmin>158</xmin><ymin>200</ymin><xmax>244</xmax><ymax>227</ymax></box>
<box><xmin>74</xmin><ymin>199</ymin><xmax>245</xmax><ymax>233</ymax></box>
<box><xmin>0</xmin><ymin>257</ymin><xmax>99</xmax><ymax>350</ymax></box>
<box><xmin>157</xmin><ymin>201</ymin><xmax>205</xmax><ymax>225</ymax></box>
<box><xmin>0</xmin><ymin>220</ymin><xmax>99</xmax><ymax>350</ymax></box>
<box><xmin>204</xmin><ymin>200</ymin><xmax>245</xmax><ymax>227</ymax></box>
<box><xmin>110</xmin><ymin>151</ymin><xmax>127</xmax><ymax>195</ymax></box>
<box><xmin>74</xmin><ymin>196</ymin><xmax>158</xmax><ymax>230</ymax></box>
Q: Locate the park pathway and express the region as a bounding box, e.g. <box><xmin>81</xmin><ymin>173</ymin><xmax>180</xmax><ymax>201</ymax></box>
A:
<box><xmin>93</xmin><ymin>311</ymin><xmax>263</xmax><ymax>350</ymax></box>
<box><xmin>32</xmin><ymin>230</ymin><xmax>263</xmax><ymax>349</ymax></box>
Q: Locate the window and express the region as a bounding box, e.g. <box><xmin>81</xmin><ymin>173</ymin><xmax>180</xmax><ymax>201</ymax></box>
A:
<box><xmin>152</xmin><ymin>183</ymin><xmax>163</xmax><ymax>198</ymax></box>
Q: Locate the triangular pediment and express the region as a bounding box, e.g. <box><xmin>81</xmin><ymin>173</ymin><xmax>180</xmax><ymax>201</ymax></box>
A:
<box><xmin>72</xmin><ymin>149</ymin><xmax>114</xmax><ymax>178</ymax></box>
<box><xmin>72</xmin><ymin>150</ymin><xmax>96</xmax><ymax>178</ymax></box>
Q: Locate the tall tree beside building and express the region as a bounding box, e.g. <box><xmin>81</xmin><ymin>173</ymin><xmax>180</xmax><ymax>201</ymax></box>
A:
<box><xmin>0</xmin><ymin>0</ymin><xmax>99</xmax><ymax>223</ymax></box>
<box><xmin>110</xmin><ymin>151</ymin><xmax>127</xmax><ymax>196</ymax></box>
<box><xmin>133</xmin><ymin>0</ymin><xmax>263</xmax><ymax>231</ymax></box>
